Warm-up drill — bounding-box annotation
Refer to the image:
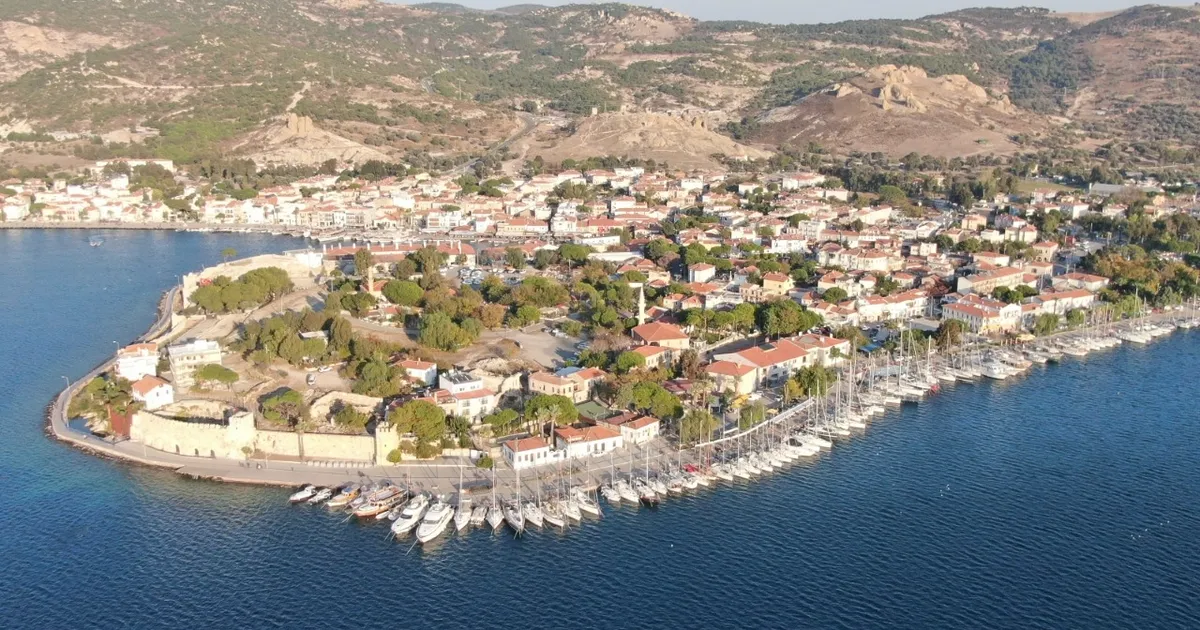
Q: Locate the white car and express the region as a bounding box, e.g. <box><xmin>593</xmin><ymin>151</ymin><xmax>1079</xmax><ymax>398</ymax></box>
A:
<box><xmin>318</xmin><ymin>365</ymin><xmax>333</xmax><ymax>373</ymax></box>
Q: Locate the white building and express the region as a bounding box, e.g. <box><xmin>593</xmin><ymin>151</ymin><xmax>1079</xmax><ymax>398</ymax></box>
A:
<box><xmin>618</xmin><ymin>415</ymin><xmax>660</xmax><ymax>446</ymax></box>
<box><xmin>167</xmin><ymin>339</ymin><xmax>222</xmax><ymax>387</ymax></box>
<box><xmin>502</xmin><ymin>436</ymin><xmax>557</xmax><ymax>470</ymax></box>
<box><xmin>553</xmin><ymin>425</ymin><xmax>624</xmax><ymax>459</ymax></box>
<box><xmin>398</xmin><ymin>360</ymin><xmax>437</xmax><ymax>387</ymax></box>
<box><xmin>115</xmin><ymin>343</ymin><xmax>159</xmax><ymax>382</ymax></box>
<box><xmin>131</xmin><ymin>376</ymin><xmax>175</xmax><ymax>411</ymax></box>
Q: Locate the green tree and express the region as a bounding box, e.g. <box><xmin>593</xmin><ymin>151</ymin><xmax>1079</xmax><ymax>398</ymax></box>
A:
<box><xmin>389</xmin><ymin>400</ymin><xmax>446</xmax><ymax>454</ymax></box>
<box><xmin>381</xmin><ymin>280</ymin><xmax>422</xmax><ymax>306</ymax></box>
<box><xmin>679</xmin><ymin>408</ymin><xmax>718</xmax><ymax>445</ymax></box>
<box><xmin>525</xmin><ymin>394</ymin><xmax>578</xmax><ymax>426</ymax></box>
<box><xmin>505</xmin><ymin>247</ymin><xmax>527</xmax><ymax>270</ymax></box>
<box><xmin>935</xmin><ymin>319</ymin><xmax>967</xmax><ymax>349</ymax></box>
<box><xmin>1066</xmin><ymin>308</ymin><xmax>1087</xmax><ymax>328</ymax></box>
<box><xmin>822</xmin><ymin>287</ymin><xmax>849</xmax><ymax>303</ymax></box>
<box><xmin>194</xmin><ymin>364</ymin><xmax>239</xmax><ymax>389</ymax></box>
<box><xmin>333</xmin><ymin>404</ymin><xmax>369</xmax><ymax>429</ymax></box>
<box><xmin>1033</xmin><ymin>313</ymin><xmax>1061</xmax><ymax>336</ymax></box>
<box><xmin>261</xmin><ymin>389</ymin><xmax>311</xmax><ymax>429</ymax></box>
<box><xmin>354</xmin><ymin>249</ymin><xmax>375</xmax><ymax>278</ymax></box>
<box><xmin>615</xmin><ymin>351</ymin><xmax>647</xmax><ymax>373</ymax></box>
<box><xmin>419</xmin><ymin>312</ymin><xmax>469</xmax><ymax>351</ymax></box>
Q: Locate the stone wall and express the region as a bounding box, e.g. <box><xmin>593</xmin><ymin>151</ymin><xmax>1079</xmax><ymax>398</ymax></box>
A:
<box><xmin>131</xmin><ymin>409</ymin><xmax>255</xmax><ymax>459</ymax></box>
<box><xmin>255</xmin><ymin>429</ymin><xmax>374</xmax><ymax>463</ymax></box>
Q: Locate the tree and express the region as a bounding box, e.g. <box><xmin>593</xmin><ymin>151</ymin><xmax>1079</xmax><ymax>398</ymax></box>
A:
<box><xmin>757</xmin><ymin>300</ymin><xmax>821</xmax><ymax>338</ymax></box>
<box><xmin>220</xmin><ymin>247</ymin><xmax>237</xmax><ymax>262</ymax></box>
<box><xmin>822</xmin><ymin>287</ymin><xmax>849</xmax><ymax>303</ymax></box>
<box><xmin>935</xmin><ymin>319</ymin><xmax>967</xmax><ymax>349</ymax></box>
<box><xmin>333</xmin><ymin>404</ymin><xmax>369</xmax><ymax>429</ymax></box>
<box><xmin>354</xmin><ymin>249</ymin><xmax>375</xmax><ymax>278</ymax></box>
<box><xmin>1033</xmin><ymin>313</ymin><xmax>1061</xmax><ymax>336</ymax></box>
<box><xmin>676</xmin><ymin>349</ymin><xmax>703</xmax><ymax>379</ymax></box>
<box><xmin>381</xmin><ymin>280</ymin><xmax>422</xmax><ymax>306</ymax></box>
<box><xmin>629</xmin><ymin>382</ymin><xmax>682</xmax><ymax>419</ymax></box>
<box><xmin>793</xmin><ymin>365</ymin><xmax>834</xmax><ymax>397</ymax></box>
<box><xmin>559</xmin><ymin>243</ymin><xmax>593</xmax><ymax>265</ymax></box>
<box><xmin>194</xmin><ymin>364</ymin><xmax>239</xmax><ymax>389</ymax></box>
<box><xmin>525</xmin><ymin>394</ymin><xmax>578</xmax><ymax>426</ymax></box>
<box><xmin>514</xmin><ymin>304</ymin><xmax>541</xmax><ymax>326</ymax></box>
<box><xmin>341</xmin><ymin>291</ymin><xmax>377</xmax><ymax>317</ymax></box>
<box><xmin>739</xmin><ymin>401</ymin><xmax>767</xmax><ymax>429</ymax></box>
<box><xmin>833</xmin><ymin>325</ymin><xmax>868</xmax><ymax>349</ymax></box>
<box><xmin>1066</xmin><ymin>308</ymin><xmax>1087</xmax><ymax>328</ymax></box>
<box><xmin>478</xmin><ymin>303</ymin><xmax>507</xmax><ymax>329</ymax></box>
<box><xmin>329</xmin><ymin>316</ymin><xmax>352</xmax><ymax>353</ymax></box>
<box><xmin>876</xmin><ymin>185</ymin><xmax>908</xmax><ymax>206</ymax></box>
<box><xmin>615</xmin><ymin>350</ymin><xmax>647</xmax><ymax>373</ymax></box>
<box><xmin>389</xmin><ymin>400</ymin><xmax>446</xmax><ymax>454</ymax></box>
<box><xmin>419</xmin><ymin>312</ymin><xmax>469</xmax><ymax>351</ymax></box>
<box><xmin>261</xmin><ymin>389</ymin><xmax>311</xmax><ymax>429</ymax></box>
<box><xmin>505</xmin><ymin>247</ymin><xmax>526</xmax><ymax>270</ymax></box>
<box><xmin>679</xmin><ymin>408</ymin><xmax>718</xmax><ymax>446</ymax></box>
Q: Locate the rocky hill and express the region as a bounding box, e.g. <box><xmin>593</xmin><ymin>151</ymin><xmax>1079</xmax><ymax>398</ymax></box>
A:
<box><xmin>0</xmin><ymin>1</ymin><xmax>1196</xmax><ymax>169</ymax></box>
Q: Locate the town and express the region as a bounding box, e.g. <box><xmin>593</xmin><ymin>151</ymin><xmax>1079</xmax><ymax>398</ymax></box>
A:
<box><xmin>51</xmin><ymin>153</ymin><xmax>1200</xmax><ymax>541</ymax></box>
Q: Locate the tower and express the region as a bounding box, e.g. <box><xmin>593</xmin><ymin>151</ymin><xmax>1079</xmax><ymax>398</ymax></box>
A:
<box><xmin>633</xmin><ymin>283</ymin><xmax>646</xmax><ymax>326</ymax></box>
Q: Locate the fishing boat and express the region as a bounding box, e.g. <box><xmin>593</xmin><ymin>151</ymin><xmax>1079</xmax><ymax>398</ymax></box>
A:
<box><xmin>288</xmin><ymin>485</ymin><xmax>317</xmax><ymax>504</ymax></box>
<box><xmin>307</xmin><ymin>487</ymin><xmax>334</xmax><ymax>505</ymax></box>
<box><xmin>415</xmin><ymin>499</ymin><xmax>454</xmax><ymax>544</ymax></box>
<box><xmin>390</xmin><ymin>494</ymin><xmax>429</xmax><ymax>536</ymax></box>
<box><xmin>503</xmin><ymin>500</ymin><xmax>525</xmax><ymax>534</ymax></box>
<box><xmin>352</xmin><ymin>485</ymin><xmax>406</xmax><ymax>518</ymax></box>
<box><xmin>326</xmin><ymin>484</ymin><xmax>361</xmax><ymax>509</ymax></box>
<box><xmin>573</xmin><ymin>488</ymin><xmax>602</xmax><ymax>517</ymax></box>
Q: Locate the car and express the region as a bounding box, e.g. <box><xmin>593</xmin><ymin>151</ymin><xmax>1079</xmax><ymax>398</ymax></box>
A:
<box><xmin>318</xmin><ymin>365</ymin><xmax>333</xmax><ymax>373</ymax></box>
<box><xmin>305</xmin><ymin>374</ymin><xmax>317</xmax><ymax>386</ymax></box>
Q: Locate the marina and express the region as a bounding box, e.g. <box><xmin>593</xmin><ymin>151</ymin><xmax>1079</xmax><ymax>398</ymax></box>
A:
<box><xmin>285</xmin><ymin>312</ymin><xmax>1200</xmax><ymax>547</ymax></box>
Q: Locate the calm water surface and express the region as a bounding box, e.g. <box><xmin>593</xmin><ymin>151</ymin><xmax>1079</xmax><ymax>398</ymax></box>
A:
<box><xmin>1</xmin><ymin>229</ymin><xmax>1198</xmax><ymax>629</ymax></box>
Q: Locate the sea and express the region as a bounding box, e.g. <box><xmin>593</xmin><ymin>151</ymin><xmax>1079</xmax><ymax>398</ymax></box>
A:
<box><xmin>1</xmin><ymin>229</ymin><xmax>1198</xmax><ymax>629</ymax></box>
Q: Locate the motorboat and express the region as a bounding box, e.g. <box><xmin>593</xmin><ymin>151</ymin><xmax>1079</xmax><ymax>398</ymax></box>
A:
<box><xmin>574</xmin><ymin>489</ymin><xmax>602</xmax><ymax>517</ymax></box>
<box><xmin>415</xmin><ymin>499</ymin><xmax>454</xmax><ymax>543</ymax></box>
<box><xmin>522</xmin><ymin>501</ymin><xmax>545</xmax><ymax>528</ymax></box>
<box><xmin>288</xmin><ymin>485</ymin><xmax>317</xmax><ymax>504</ymax></box>
<box><xmin>982</xmin><ymin>362</ymin><xmax>1011</xmax><ymax>380</ymax></box>
<box><xmin>390</xmin><ymin>494</ymin><xmax>430</xmax><ymax>536</ymax></box>
<box><xmin>307</xmin><ymin>487</ymin><xmax>333</xmax><ymax>505</ymax></box>
<box><xmin>382</xmin><ymin>504</ymin><xmax>404</xmax><ymax>521</ymax></box>
<box><xmin>453</xmin><ymin>496</ymin><xmax>473</xmax><ymax>533</ymax></box>
<box><xmin>503</xmin><ymin>500</ymin><xmax>525</xmax><ymax>533</ymax></box>
<box><xmin>469</xmin><ymin>504</ymin><xmax>487</xmax><ymax>527</ymax></box>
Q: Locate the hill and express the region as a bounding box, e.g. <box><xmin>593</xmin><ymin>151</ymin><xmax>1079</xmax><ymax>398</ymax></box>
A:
<box><xmin>0</xmin><ymin>1</ymin><xmax>1196</xmax><ymax>170</ymax></box>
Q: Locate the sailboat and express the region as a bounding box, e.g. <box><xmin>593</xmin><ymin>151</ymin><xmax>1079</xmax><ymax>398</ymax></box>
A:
<box><xmin>573</xmin><ymin>487</ymin><xmax>602</xmax><ymax>517</ymax></box>
<box><xmin>505</xmin><ymin>466</ymin><xmax>525</xmax><ymax>534</ymax></box>
<box><xmin>486</xmin><ymin>466</ymin><xmax>505</xmax><ymax>531</ymax></box>
<box><xmin>453</xmin><ymin>463</ymin><xmax>472</xmax><ymax>533</ymax></box>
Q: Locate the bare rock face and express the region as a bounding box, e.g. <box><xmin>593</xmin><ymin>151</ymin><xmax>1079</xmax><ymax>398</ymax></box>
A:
<box><xmin>832</xmin><ymin>83</ymin><xmax>861</xmax><ymax>98</ymax></box>
<box><xmin>286</xmin><ymin>113</ymin><xmax>314</xmax><ymax>136</ymax></box>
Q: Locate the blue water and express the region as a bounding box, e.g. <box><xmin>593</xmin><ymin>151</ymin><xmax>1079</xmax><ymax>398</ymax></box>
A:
<box><xmin>2</xmin><ymin>230</ymin><xmax>1199</xmax><ymax>629</ymax></box>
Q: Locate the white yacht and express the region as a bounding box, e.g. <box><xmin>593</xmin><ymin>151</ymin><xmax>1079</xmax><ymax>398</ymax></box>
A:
<box><xmin>712</xmin><ymin>463</ymin><xmax>734</xmax><ymax>482</ymax></box>
<box><xmin>982</xmin><ymin>362</ymin><xmax>1011</xmax><ymax>380</ymax></box>
<box><xmin>416</xmin><ymin>499</ymin><xmax>455</xmax><ymax>544</ymax></box>
<box><xmin>288</xmin><ymin>485</ymin><xmax>317</xmax><ymax>504</ymax></box>
<box><xmin>390</xmin><ymin>494</ymin><xmax>429</xmax><ymax>536</ymax></box>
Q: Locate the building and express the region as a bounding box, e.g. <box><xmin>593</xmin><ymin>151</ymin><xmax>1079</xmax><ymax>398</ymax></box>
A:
<box><xmin>631</xmin><ymin>345</ymin><xmax>670</xmax><ymax>370</ymax></box>
<box><xmin>688</xmin><ymin>263</ymin><xmax>716</xmax><ymax>283</ymax></box>
<box><xmin>941</xmin><ymin>294</ymin><xmax>1022</xmax><ymax>333</ymax></box>
<box><xmin>502</xmin><ymin>436</ymin><xmax>554</xmax><ymax>471</ymax></box>
<box><xmin>553</xmin><ymin>425</ymin><xmax>624</xmax><ymax>459</ymax></box>
<box><xmin>529</xmin><ymin>368</ymin><xmax>606</xmax><ymax>403</ymax></box>
<box><xmin>761</xmin><ymin>272</ymin><xmax>792</xmax><ymax>297</ymax></box>
<box><xmin>704</xmin><ymin>361</ymin><xmax>757</xmax><ymax>396</ymax></box>
<box><xmin>131</xmin><ymin>376</ymin><xmax>174</xmax><ymax>411</ymax></box>
<box><xmin>713</xmin><ymin>338</ymin><xmax>812</xmax><ymax>388</ymax></box>
<box><xmin>166</xmin><ymin>339</ymin><xmax>222</xmax><ymax>387</ymax></box>
<box><xmin>397</xmin><ymin>360</ymin><xmax>437</xmax><ymax>387</ymax></box>
<box><xmin>115</xmin><ymin>343</ymin><xmax>159</xmax><ymax>382</ymax></box>
<box><xmin>631</xmin><ymin>322</ymin><xmax>691</xmax><ymax>350</ymax></box>
<box><xmin>956</xmin><ymin>266</ymin><xmax>1027</xmax><ymax>295</ymax></box>
<box><xmin>790</xmin><ymin>334</ymin><xmax>852</xmax><ymax>366</ymax></box>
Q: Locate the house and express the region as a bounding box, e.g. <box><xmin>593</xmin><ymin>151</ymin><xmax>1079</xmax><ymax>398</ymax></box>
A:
<box><xmin>714</xmin><ymin>337</ymin><xmax>812</xmax><ymax>388</ymax></box>
<box><xmin>704</xmin><ymin>361</ymin><xmax>757</xmax><ymax>396</ymax></box>
<box><xmin>166</xmin><ymin>339</ymin><xmax>222</xmax><ymax>387</ymax></box>
<box><xmin>688</xmin><ymin>263</ymin><xmax>716</xmax><ymax>284</ymax></box>
<box><xmin>115</xmin><ymin>343</ymin><xmax>159</xmax><ymax>382</ymax></box>
<box><xmin>502</xmin><ymin>436</ymin><xmax>554</xmax><ymax>471</ymax></box>
<box><xmin>397</xmin><ymin>360</ymin><xmax>437</xmax><ymax>386</ymax></box>
<box><xmin>1031</xmin><ymin>241</ymin><xmax>1060</xmax><ymax>262</ymax></box>
<box><xmin>131</xmin><ymin>376</ymin><xmax>174</xmax><ymax>411</ymax></box>
<box><xmin>553</xmin><ymin>425</ymin><xmax>624</xmax><ymax>459</ymax></box>
<box><xmin>620</xmin><ymin>415</ymin><xmax>661</xmax><ymax>445</ymax></box>
<box><xmin>1053</xmin><ymin>272</ymin><xmax>1110</xmax><ymax>292</ymax></box>
<box><xmin>631</xmin><ymin>322</ymin><xmax>691</xmax><ymax>350</ymax></box>
<box><xmin>1031</xmin><ymin>289</ymin><xmax>1095</xmax><ymax>316</ymax></box>
<box><xmin>631</xmin><ymin>344</ymin><xmax>671</xmax><ymax>370</ymax></box>
<box><xmin>956</xmin><ymin>266</ymin><xmax>1027</xmax><ymax>295</ymax></box>
<box><xmin>529</xmin><ymin>371</ymin><xmax>577</xmax><ymax>400</ymax></box>
<box><xmin>436</xmin><ymin>371</ymin><xmax>497</xmax><ymax>420</ymax></box>
<box><xmin>761</xmin><ymin>272</ymin><xmax>792</xmax><ymax>297</ymax></box>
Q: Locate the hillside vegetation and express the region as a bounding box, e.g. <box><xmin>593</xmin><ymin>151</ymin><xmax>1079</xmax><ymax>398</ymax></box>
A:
<box><xmin>0</xmin><ymin>1</ymin><xmax>1197</xmax><ymax>167</ymax></box>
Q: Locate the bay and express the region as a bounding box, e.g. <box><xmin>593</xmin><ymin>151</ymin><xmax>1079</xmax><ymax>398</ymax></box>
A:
<box><xmin>1</xmin><ymin>229</ymin><xmax>1197</xmax><ymax>629</ymax></box>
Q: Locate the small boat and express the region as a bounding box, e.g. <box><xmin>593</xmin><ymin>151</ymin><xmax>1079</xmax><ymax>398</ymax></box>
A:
<box><xmin>666</xmin><ymin>474</ymin><xmax>685</xmax><ymax>494</ymax></box>
<box><xmin>307</xmin><ymin>487</ymin><xmax>333</xmax><ymax>505</ymax></box>
<box><xmin>383</xmin><ymin>503</ymin><xmax>404</xmax><ymax>521</ymax></box>
<box><xmin>454</xmin><ymin>496</ymin><xmax>473</xmax><ymax>533</ymax></box>
<box><xmin>288</xmin><ymin>485</ymin><xmax>317</xmax><ymax>504</ymax></box>
<box><xmin>469</xmin><ymin>504</ymin><xmax>488</xmax><ymax>527</ymax></box>
<box><xmin>503</xmin><ymin>500</ymin><xmax>525</xmax><ymax>534</ymax></box>
<box><xmin>415</xmin><ymin>499</ymin><xmax>454</xmax><ymax>544</ymax></box>
<box><xmin>89</xmin><ymin>236</ymin><xmax>104</xmax><ymax>247</ymax></box>
<box><xmin>561</xmin><ymin>497</ymin><xmax>583</xmax><ymax>522</ymax></box>
<box><xmin>390</xmin><ymin>494</ymin><xmax>430</xmax><ymax>536</ymax></box>
<box><xmin>522</xmin><ymin>501</ymin><xmax>545</xmax><ymax>528</ymax></box>
<box><xmin>615</xmin><ymin>479</ymin><xmax>640</xmax><ymax>504</ymax></box>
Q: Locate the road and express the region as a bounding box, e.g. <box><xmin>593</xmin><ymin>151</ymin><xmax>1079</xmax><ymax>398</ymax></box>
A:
<box><xmin>449</xmin><ymin>111</ymin><xmax>539</xmax><ymax>177</ymax></box>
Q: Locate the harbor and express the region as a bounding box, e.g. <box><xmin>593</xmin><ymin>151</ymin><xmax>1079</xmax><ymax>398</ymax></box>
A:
<box><xmin>274</xmin><ymin>311</ymin><xmax>1200</xmax><ymax>547</ymax></box>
